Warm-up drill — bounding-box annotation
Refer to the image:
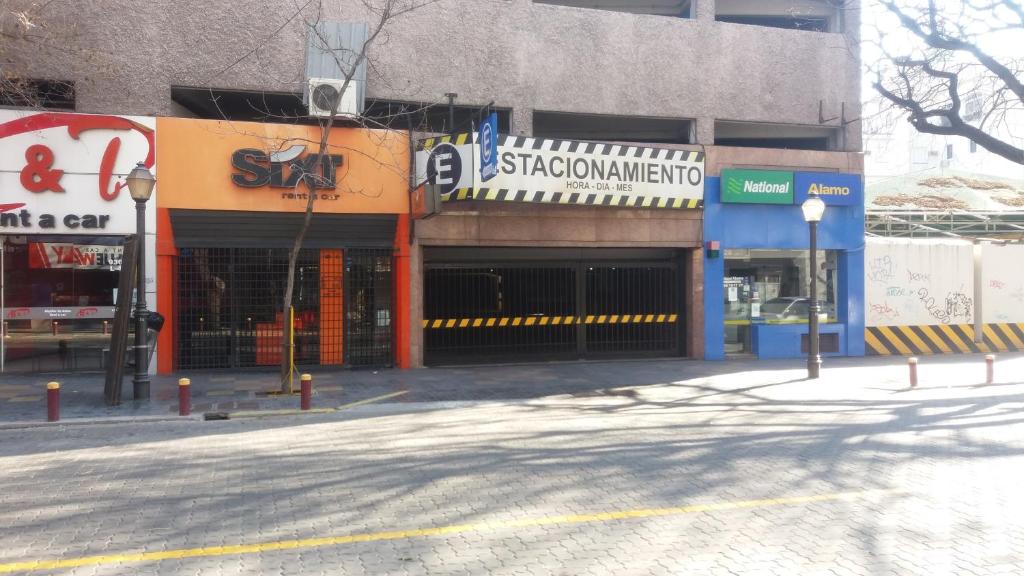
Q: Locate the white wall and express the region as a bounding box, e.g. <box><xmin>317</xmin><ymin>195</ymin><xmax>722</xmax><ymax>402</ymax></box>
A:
<box><xmin>865</xmin><ymin>238</ymin><xmax>976</xmax><ymax>326</ymax></box>
<box><xmin>981</xmin><ymin>244</ymin><xmax>1024</xmax><ymax>324</ymax></box>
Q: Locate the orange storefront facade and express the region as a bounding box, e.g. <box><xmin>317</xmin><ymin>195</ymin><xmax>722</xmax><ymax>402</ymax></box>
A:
<box><xmin>154</xmin><ymin>117</ymin><xmax>411</xmax><ymax>373</ymax></box>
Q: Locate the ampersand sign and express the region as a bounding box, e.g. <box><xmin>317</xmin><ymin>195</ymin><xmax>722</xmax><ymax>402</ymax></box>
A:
<box><xmin>20</xmin><ymin>144</ymin><xmax>65</xmax><ymax>193</ymax></box>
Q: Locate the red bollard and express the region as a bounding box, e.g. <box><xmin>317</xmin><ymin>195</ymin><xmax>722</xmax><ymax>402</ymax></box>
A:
<box><xmin>908</xmin><ymin>357</ymin><xmax>918</xmax><ymax>389</ymax></box>
<box><xmin>986</xmin><ymin>354</ymin><xmax>995</xmax><ymax>384</ymax></box>
<box><xmin>300</xmin><ymin>373</ymin><xmax>312</xmax><ymax>411</ymax></box>
<box><xmin>46</xmin><ymin>381</ymin><xmax>60</xmax><ymax>422</ymax></box>
<box><xmin>51</xmin><ymin>321</ymin><xmax>59</xmax><ymax>335</ymax></box>
<box><xmin>102</xmin><ymin>320</ymin><xmax>109</xmax><ymax>335</ymax></box>
<box><xmin>178</xmin><ymin>378</ymin><xmax>191</xmax><ymax>416</ymax></box>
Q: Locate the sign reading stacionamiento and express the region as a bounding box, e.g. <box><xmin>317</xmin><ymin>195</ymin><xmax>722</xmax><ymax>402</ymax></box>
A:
<box><xmin>416</xmin><ymin>133</ymin><xmax>705</xmax><ymax>209</ymax></box>
<box><xmin>721</xmin><ymin>169</ymin><xmax>794</xmax><ymax>204</ymax></box>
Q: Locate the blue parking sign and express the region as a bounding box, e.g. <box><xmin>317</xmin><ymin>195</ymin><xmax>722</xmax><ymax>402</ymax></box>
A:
<box><xmin>479</xmin><ymin>112</ymin><xmax>498</xmax><ymax>182</ymax></box>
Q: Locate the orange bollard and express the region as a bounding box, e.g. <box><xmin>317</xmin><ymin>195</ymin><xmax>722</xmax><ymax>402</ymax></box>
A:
<box><xmin>908</xmin><ymin>357</ymin><xmax>918</xmax><ymax>389</ymax></box>
<box><xmin>46</xmin><ymin>382</ymin><xmax>60</xmax><ymax>422</ymax></box>
<box><xmin>178</xmin><ymin>378</ymin><xmax>191</xmax><ymax>416</ymax></box>
<box><xmin>300</xmin><ymin>373</ymin><xmax>312</xmax><ymax>411</ymax></box>
<box><xmin>986</xmin><ymin>354</ymin><xmax>995</xmax><ymax>384</ymax></box>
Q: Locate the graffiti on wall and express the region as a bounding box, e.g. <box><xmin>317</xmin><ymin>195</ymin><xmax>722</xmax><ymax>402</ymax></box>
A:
<box><xmin>865</xmin><ymin>239</ymin><xmax>976</xmax><ymax>327</ymax></box>
<box><xmin>981</xmin><ymin>244</ymin><xmax>1024</xmax><ymax>324</ymax></box>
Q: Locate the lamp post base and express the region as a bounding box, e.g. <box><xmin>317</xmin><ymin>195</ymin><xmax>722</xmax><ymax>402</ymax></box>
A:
<box><xmin>133</xmin><ymin>376</ymin><xmax>150</xmax><ymax>400</ymax></box>
<box><xmin>807</xmin><ymin>357</ymin><xmax>821</xmax><ymax>379</ymax></box>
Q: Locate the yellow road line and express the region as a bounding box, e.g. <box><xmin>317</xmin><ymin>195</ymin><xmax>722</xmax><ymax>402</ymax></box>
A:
<box><xmin>336</xmin><ymin>391</ymin><xmax>409</xmax><ymax>411</ymax></box>
<box><xmin>0</xmin><ymin>489</ymin><xmax>900</xmax><ymax>574</ymax></box>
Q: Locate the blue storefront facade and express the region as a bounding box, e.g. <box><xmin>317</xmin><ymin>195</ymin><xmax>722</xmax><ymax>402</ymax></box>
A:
<box><xmin>703</xmin><ymin>168</ymin><xmax>865</xmax><ymax>360</ymax></box>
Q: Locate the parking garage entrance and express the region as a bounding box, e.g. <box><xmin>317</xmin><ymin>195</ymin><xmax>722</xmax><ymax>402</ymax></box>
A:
<box><xmin>423</xmin><ymin>248</ymin><xmax>686</xmax><ymax>365</ymax></box>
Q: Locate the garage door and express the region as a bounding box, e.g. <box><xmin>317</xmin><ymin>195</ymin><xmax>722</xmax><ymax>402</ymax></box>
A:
<box><xmin>423</xmin><ymin>248</ymin><xmax>684</xmax><ymax>365</ymax></box>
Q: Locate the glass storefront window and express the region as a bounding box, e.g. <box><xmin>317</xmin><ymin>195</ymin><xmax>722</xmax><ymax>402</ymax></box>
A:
<box><xmin>723</xmin><ymin>249</ymin><xmax>839</xmax><ymax>355</ymax></box>
<box><xmin>2</xmin><ymin>235</ymin><xmax>124</xmax><ymax>372</ymax></box>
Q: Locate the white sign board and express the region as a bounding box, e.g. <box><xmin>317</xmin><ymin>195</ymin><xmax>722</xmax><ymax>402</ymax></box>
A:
<box><xmin>0</xmin><ymin>110</ymin><xmax>156</xmax><ymax>235</ymax></box>
<box><xmin>416</xmin><ymin>134</ymin><xmax>704</xmax><ymax>209</ymax></box>
<box><xmin>865</xmin><ymin>238</ymin><xmax>975</xmax><ymax>326</ymax></box>
<box><xmin>981</xmin><ymin>244</ymin><xmax>1024</xmax><ymax>324</ymax></box>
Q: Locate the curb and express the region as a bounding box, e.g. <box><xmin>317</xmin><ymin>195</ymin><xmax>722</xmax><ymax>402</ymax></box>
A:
<box><xmin>0</xmin><ymin>414</ymin><xmax>204</xmax><ymax>430</ymax></box>
<box><xmin>220</xmin><ymin>408</ymin><xmax>336</xmax><ymax>420</ymax></box>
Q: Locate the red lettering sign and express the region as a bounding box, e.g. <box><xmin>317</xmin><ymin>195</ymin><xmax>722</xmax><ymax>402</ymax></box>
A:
<box><xmin>0</xmin><ymin>113</ymin><xmax>155</xmax><ymax>202</ymax></box>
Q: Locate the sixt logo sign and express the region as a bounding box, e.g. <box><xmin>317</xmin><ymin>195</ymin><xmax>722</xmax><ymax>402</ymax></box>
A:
<box><xmin>231</xmin><ymin>145</ymin><xmax>344</xmax><ymax>189</ymax></box>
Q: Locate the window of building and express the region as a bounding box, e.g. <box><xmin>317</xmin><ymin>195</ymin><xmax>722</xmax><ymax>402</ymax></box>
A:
<box><xmin>715</xmin><ymin>120</ymin><xmax>837</xmax><ymax>151</ymax></box>
<box><xmin>533</xmin><ymin>0</ymin><xmax>693</xmax><ymax>18</ymax></box>
<box><xmin>2</xmin><ymin>235</ymin><xmax>122</xmax><ymax>372</ymax></box>
<box><xmin>946</xmin><ymin>144</ymin><xmax>954</xmax><ymax>160</ymax></box>
<box><xmin>533</xmin><ymin>111</ymin><xmax>693</xmax><ymax>144</ymax></box>
<box><xmin>723</xmin><ymin>249</ymin><xmax>839</xmax><ymax>354</ymax></box>
<box><xmin>171</xmin><ymin>87</ymin><xmax>511</xmax><ymax>134</ymax></box>
<box><xmin>970</xmin><ymin>141</ymin><xmax>978</xmax><ymax>153</ymax></box>
<box><xmin>363</xmin><ymin>99</ymin><xmax>513</xmax><ymax>134</ymax></box>
<box><xmin>715</xmin><ymin>0</ymin><xmax>839</xmax><ymax>32</ymax></box>
<box><xmin>964</xmin><ymin>93</ymin><xmax>983</xmax><ymax>122</ymax></box>
<box><xmin>0</xmin><ymin>79</ymin><xmax>75</xmax><ymax>110</ymax></box>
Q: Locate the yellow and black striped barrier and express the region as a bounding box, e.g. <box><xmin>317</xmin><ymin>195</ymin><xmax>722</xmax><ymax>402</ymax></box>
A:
<box><xmin>866</xmin><ymin>323</ymin><xmax>1024</xmax><ymax>355</ymax></box>
<box><xmin>423</xmin><ymin>314</ymin><xmax>678</xmax><ymax>330</ymax></box>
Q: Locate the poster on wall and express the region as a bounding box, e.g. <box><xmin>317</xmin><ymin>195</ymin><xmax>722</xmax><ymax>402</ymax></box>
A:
<box><xmin>28</xmin><ymin>241</ymin><xmax>123</xmax><ymax>270</ymax></box>
<box><xmin>415</xmin><ymin>133</ymin><xmax>705</xmax><ymax>209</ymax></box>
<box><xmin>0</xmin><ymin>110</ymin><xmax>156</xmax><ymax>235</ymax></box>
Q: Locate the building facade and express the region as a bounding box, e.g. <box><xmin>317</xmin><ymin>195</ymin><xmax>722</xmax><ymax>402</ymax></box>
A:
<box><xmin>3</xmin><ymin>0</ymin><xmax>864</xmax><ymax>371</ymax></box>
<box><xmin>0</xmin><ymin>110</ymin><xmax>157</xmax><ymax>373</ymax></box>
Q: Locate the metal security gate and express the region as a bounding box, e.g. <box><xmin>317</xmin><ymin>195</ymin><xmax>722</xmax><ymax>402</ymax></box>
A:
<box><xmin>176</xmin><ymin>247</ymin><xmax>391</xmax><ymax>369</ymax></box>
<box><xmin>344</xmin><ymin>249</ymin><xmax>393</xmax><ymax>367</ymax></box>
<box><xmin>423</xmin><ymin>248</ymin><xmax>683</xmax><ymax>365</ymax></box>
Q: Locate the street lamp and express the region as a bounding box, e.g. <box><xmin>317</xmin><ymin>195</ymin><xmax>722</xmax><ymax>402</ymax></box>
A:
<box><xmin>801</xmin><ymin>191</ymin><xmax>826</xmax><ymax>379</ymax></box>
<box><xmin>126</xmin><ymin>162</ymin><xmax>155</xmax><ymax>400</ymax></box>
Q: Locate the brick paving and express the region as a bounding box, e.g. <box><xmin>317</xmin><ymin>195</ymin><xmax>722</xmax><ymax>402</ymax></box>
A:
<box><xmin>0</xmin><ymin>354</ymin><xmax>1023</xmax><ymax>574</ymax></box>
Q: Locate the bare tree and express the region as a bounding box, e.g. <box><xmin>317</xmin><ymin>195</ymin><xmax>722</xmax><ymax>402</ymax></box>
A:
<box><xmin>0</xmin><ymin>1</ymin><xmax>105</xmax><ymax>108</ymax></box>
<box><xmin>1</xmin><ymin>1</ymin><xmax>53</xmax><ymax>105</ymax></box>
<box><xmin>273</xmin><ymin>0</ymin><xmax>435</xmax><ymax>390</ymax></box>
<box><xmin>869</xmin><ymin>0</ymin><xmax>1024</xmax><ymax>165</ymax></box>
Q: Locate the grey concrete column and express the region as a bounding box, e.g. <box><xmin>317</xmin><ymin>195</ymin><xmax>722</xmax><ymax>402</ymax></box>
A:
<box><xmin>694</xmin><ymin>116</ymin><xmax>716</xmax><ymax>146</ymax></box>
<box><xmin>511</xmin><ymin>107</ymin><xmax>533</xmax><ymax>136</ymax></box>
<box><xmin>409</xmin><ymin>237</ymin><xmax>425</xmax><ymax>368</ymax></box>
<box><xmin>695</xmin><ymin>0</ymin><xmax>716</xmax><ymax>20</ymax></box>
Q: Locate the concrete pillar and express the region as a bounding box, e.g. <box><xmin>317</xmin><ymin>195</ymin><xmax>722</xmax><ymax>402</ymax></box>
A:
<box><xmin>694</xmin><ymin>116</ymin><xmax>716</xmax><ymax>146</ymax></box>
<box><xmin>409</xmin><ymin>236</ymin><xmax>425</xmax><ymax>368</ymax></box>
<box><xmin>695</xmin><ymin>0</ymin><xmax>716</xmax><ymax>20</ymax></box>
<box><xmin>511</xmin><ymin>107</ymin><xmax>533</xmax><ymax>136</ymax></box>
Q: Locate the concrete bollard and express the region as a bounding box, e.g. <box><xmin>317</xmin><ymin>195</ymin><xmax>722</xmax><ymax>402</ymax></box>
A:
<box><xmin>908</xmin><ymin>357</ymin><xmax>918</xmax><ymax>389</ymax></box>
<box><xmin>178</xmin><ymin>378</ymin><xmax>191</xmax><ymax>416</ymax></box>
<box><xmin>46</xmin><ymin>381</ymin><xmax>60</xmax><ymax>422</ymax></box>
<box><xmin>986</xmin><ymin>354</ymin><xmax>995</xmax><ymax>384</ymax></box>
<box><xmin>300</xmin><ymin>373</ymin><xmax>312</xmax><ymax>411</ymax></box>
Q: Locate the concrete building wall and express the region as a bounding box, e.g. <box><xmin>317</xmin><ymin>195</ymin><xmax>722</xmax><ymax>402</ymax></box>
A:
<box><xmin>7</xmin><ymin>0</ymin><xmax>861</xmax><ymax>149</ymax></box>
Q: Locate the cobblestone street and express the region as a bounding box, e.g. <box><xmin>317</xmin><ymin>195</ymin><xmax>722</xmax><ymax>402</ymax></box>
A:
<box><xmin>2</xmin><ymin>355</ymin><xmax>1024</xmax><ymax>575</ymax></box>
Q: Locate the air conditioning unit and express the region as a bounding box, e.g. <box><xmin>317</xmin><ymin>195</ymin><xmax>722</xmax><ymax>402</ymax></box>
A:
<box><xmin>307</xmin><ymin>78</ymin><xmax>359</xmax><ymax>117</ymax></box>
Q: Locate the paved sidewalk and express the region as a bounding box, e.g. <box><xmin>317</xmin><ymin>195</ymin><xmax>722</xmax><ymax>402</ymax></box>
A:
<box><xmin>0</xmin><ymin>352</ymin><xmax>1021</xmax><ymax>424</ymax></box>
<box><xmin>2</xmin><ymin>352</ymin><xmax>1024</xmax><ymax>574</ymax></box>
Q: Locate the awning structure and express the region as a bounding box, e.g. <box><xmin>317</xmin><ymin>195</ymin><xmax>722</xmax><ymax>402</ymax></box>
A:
<box><xmin>866</xmin><ymin>169</ymin><xmax>1024</xmax><ymax>239</ymax></box>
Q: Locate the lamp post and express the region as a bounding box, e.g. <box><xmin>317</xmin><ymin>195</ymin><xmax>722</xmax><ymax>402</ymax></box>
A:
<box><xmin>126</xmin><ymin>162</ymin><xmax>155</xmax><ymax>400</ymax></box>
<box><xmin>801</xmin><ymin>191</ymin><xmax>826</xmax><ymax>379</ymax></box>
